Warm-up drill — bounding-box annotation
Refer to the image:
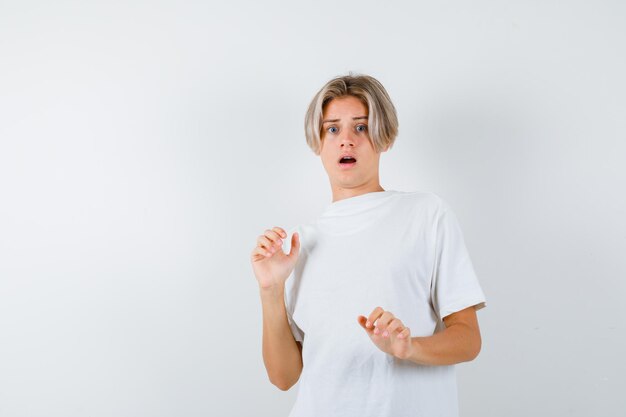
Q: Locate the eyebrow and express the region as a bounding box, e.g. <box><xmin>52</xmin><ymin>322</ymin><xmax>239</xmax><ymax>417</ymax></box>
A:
<box><xmin>322</xmin><ymin>116</ymin><xmax>368</xmax><ymax>124</ymax></box>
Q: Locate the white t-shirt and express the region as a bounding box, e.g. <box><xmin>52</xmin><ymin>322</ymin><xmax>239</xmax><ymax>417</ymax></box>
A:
<box><xmin>281</xmin><ymin>190</ymin><xmax>487</xmax><ymax>417</ymax></box>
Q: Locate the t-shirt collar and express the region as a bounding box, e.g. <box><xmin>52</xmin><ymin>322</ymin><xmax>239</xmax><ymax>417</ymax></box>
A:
<box><xmin>321</xmin><ymin>190</ymin><xmax>398</xmax><ymax>217</ymax></box>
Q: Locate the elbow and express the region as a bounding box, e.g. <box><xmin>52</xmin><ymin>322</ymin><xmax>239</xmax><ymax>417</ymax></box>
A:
<box><xmin>467</xmin><ymin>346</ymin><xmax>480</xmax><ymax>362</ymax></box>
<box><xmin>268</xmin><ymin>369</ymin><xmax>301</xmax><ymax>391</ymax></box>
<box><xmin>467</xmin><ymin>334</ymin><xmax>482</xmax><ymax>361</ymax></box>
<box><xmin>276</xmin><ymin>382</ymin><xmax>292</xmax><ymax>392</ymax></box>
<box><xmin>271</xmin><ymin>377</ymin><xmax>297</xmax><ymax>391</ymax></box>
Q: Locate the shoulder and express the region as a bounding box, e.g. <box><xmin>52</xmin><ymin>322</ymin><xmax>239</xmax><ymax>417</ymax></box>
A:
<box><xmin>286</xmin><ymin>222</ymin><xmax>316</xmax><ymax>239</ymax></box>
<box><xmin>392</xmin><ymin>190</ymin><xmax>450</xmax><ymax>216</ymax></box>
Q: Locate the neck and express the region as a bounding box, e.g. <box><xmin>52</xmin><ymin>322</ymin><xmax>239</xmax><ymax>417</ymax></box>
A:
<box><xmin>330</xmin><ymin>182</ymin><xmax>385</xmax><ymax>203</ymax></box>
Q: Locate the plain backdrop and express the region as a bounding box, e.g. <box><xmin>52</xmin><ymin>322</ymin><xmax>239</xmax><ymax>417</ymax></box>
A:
<box><xmin>1</xmin><ymin>1</ymin><xmax>625</xmax><ymax>416</ymax></box>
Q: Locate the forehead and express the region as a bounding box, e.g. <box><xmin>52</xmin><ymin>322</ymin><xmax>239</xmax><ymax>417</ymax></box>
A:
<box><xmin>322</xmin><ymin>95</ymin><xmax>368</xmax><ymax>119</ymax></box>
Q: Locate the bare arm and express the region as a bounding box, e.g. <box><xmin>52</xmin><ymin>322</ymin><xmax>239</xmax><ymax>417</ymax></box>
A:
<box><xmin>406</xmin><ymin>306</ymin><xmax>482</xmax><ymax>366</ymax></box>
<box><xmin>251</xmin><ymin>226</ymin><xmax>303</xmax><ymax>390</ymax></box>
<box><xmin>260</xmin><ymin>285</ymin><xmax>303</xmax><ymax>390</ymax></box>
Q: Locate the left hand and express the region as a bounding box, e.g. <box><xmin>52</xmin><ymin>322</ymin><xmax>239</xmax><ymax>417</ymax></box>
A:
<box><xmin>357</xmin><ymin>306</ymin><xmax>413</xmax><ymax>360</ymax></box>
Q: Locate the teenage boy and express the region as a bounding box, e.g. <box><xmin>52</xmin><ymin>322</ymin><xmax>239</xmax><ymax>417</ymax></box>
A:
<box><xmin>251</xmin><ymin>74</ymin><xmax>487</xmax><ymax>417</ymax></box>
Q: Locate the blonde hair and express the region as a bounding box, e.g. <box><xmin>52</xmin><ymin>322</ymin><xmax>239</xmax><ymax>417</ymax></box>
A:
<box><xmin>304</xmin><ymin>73</ymin><xmax>398</xmax><ymax>155</ymax></box>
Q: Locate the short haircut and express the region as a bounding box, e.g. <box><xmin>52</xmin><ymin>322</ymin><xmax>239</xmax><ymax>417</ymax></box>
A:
<box><xmin>304</xmin><ymin>73</ymin><xmax>399</xmax><ymax>155</ymax></box>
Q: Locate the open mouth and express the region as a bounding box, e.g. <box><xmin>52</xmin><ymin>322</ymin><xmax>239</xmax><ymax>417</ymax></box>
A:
<box><xmin>339</xmin><ymin>156</ymin><xmax>357</xmax><ymax>165</ymax></box>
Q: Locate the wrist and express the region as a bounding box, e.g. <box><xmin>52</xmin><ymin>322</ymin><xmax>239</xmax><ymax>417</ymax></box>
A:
<box><xmin>259</xmin><ymin>284</ymin><xmax>285</xmax><ymax>300</ymax></box>
<box><xmin>407</xmin><ymin>337</ymin><xmax>427</xmax><ymax>365</ymax></box>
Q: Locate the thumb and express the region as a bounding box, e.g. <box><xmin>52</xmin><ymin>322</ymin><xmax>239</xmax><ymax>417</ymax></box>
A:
<box><xmin>287</xmin><ymin>232</ymin><xmax>300</xmax><ymax>258</ymax></box>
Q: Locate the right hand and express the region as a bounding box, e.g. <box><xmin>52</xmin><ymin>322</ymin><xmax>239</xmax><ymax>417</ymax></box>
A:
<box><xmin>251</xmin><ymin>226</ymin><xmax>300</xmax><ymax>290</ymax></box>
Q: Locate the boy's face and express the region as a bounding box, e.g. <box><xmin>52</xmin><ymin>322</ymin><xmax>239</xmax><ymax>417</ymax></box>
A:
<box><xmin>319</xmin><ymin>95</ymin><xmax>387</xmax><ymax>193</ymax></box>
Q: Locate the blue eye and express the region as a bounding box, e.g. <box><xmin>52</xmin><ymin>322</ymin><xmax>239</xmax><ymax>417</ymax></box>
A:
<box><xmin>328</xmin><ymin>126</ymin><xmax>338</xmax><ymax>134</ymax></box>
<box><xmin>356</xmin><ymin>124</ymin><xmax>367</xmax><ymax>132</ymax></box>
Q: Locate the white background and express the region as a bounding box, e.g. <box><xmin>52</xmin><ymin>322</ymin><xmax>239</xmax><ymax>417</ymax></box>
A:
<box><xmin>1</xmin><ymin>1</ymin><xmax>625</xmax><ymax>416</ymax></box>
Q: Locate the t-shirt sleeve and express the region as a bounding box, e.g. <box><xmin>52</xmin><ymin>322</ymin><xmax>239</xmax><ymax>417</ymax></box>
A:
<box><xmin>431</xmin><ymin>203</ymin><xmax>487</xmax><ymax>321</ymax></box>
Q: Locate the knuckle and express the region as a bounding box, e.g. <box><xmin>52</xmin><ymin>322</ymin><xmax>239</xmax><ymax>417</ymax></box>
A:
<box><xmin>267</xmin><ymin>230</ymin><xmax>280</xmax><ymax>240</ymax></box>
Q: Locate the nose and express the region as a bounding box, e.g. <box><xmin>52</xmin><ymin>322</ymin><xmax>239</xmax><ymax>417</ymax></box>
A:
<box><xmin>339</xmin><ymin>130</ymin><xmax>356</xmax><ymax>147</ymax></box>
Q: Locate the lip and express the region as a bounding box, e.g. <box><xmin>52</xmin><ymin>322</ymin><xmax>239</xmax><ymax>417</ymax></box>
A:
<box><xmin>338</xmin><ymin>154</ymin><xmax>357</xmax><ymax>169</ymax></box>
<box><xmin>338</xmin><ymin>160</ymin><xmax>357</xmax><ymax>169</ymax></box>
<box><xmin>338</xmin><ymin>153</ymin><xmax>357</xmax><ymax>162</ymax></box>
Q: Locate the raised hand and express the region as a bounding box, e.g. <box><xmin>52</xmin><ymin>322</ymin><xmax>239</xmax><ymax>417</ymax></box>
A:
<box><xmin>357</xmin><ymin>306</ymin><xmax>413</xmax><ymax>360</ymax></box>
<box><xmin>251</xmin><ymin>226</ymin><xmax>300</xmax><ymax>290</ymax></box>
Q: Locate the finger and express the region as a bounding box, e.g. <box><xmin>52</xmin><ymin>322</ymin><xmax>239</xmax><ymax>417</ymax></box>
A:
<box><xmin>374</xmin><ymin>311</ymin><xmax>395</xmax><ymax>333</ymax></box>
<box><xmin>357</xmin><ymin>315</ymin><xmax>372</xmax><ymax>332</ymax></box>
<box><xmin>263</xmin><ymin>229</ymin><xmax>284</xmax><ymax>248</ymax></box>
<box><xmin>366</xmin><ymin>307</ymin><xmax>385</xmax><ymax>329</ymax></box>
<box><xmin>384</xmin><ymin>319</ymin><xmax>404</xmax><ymax>338</ymax></box>
<box><xmin>272</xmin><ymin>226</ymin><xmax>288</xmax><ymax>239</ymax></box>
<box><xmin>259</xmin><ymin>232</ymin><xmax>284</xmax><ymax>252</ymax></box>
<box><xmin>287</xmin><ymin>232</ymin><xmax>300</xmax><ymax>258</ymax></box>
<box><xmin>397</xmin><ymin>326</ymin><xmax>411</xmax><ymax>339</ymax></box>
<box><xmin>257</xmin><ymin>235</ymin><xmax>276</xmax><ymax>252</ymax></box>
<box><xmin>252</xmin><ymin>245</ymin><xmax>273</xmax><ymax>259</ymax></box>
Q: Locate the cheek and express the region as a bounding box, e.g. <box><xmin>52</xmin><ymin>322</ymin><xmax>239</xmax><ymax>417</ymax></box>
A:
<box><xmin>320</xmin><ymin>152</ymin><xmax>334</xmax><ymax>168</ymax></box>
<box><xmin>362</xmin><ymin>154</ymin><xmax>380</xmax><ymax>168</ymax></box>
